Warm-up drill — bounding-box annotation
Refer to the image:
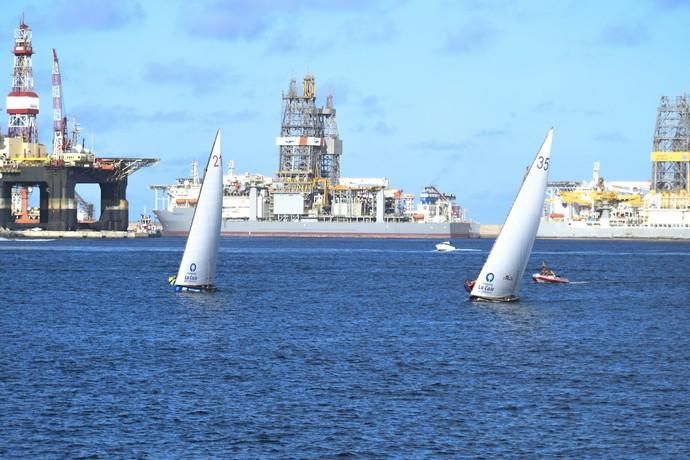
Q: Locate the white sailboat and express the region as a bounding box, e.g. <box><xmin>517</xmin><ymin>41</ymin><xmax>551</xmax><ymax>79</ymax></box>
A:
<box><xmin>466</xmin><ymin>128</ymin><xmax>554</xmax><ymax>302</ymax></box>
<box><xmin>170</xmin><ymin>130</ymin><xmax>223</xmax><ymax>293</ymax></box>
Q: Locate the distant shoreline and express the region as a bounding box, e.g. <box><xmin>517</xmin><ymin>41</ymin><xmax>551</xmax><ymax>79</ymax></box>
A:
<box><xmin>479</xmin><ymin>224</ymin><xmax>501</xmax><ymax>238</ymax></box>
<box><xmin>478</xmin><ymin>224</ymin><xmax>690</xmax><ymax>241</ymax></box>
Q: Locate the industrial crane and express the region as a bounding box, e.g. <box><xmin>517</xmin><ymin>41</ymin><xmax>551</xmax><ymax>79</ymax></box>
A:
<box><xmin>51</xmin><ymin>48</ymin><xmax>94</xmax><ymax>166</ymax></box>
<box><xmin>52</xmin><ymin>48</ymin><xmax>70</xmax><ymax>157</ymax></box>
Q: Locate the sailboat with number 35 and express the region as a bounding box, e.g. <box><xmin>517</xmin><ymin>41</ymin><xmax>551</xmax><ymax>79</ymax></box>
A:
<box><xmin>465</xmin><ymin>128</ymin><xmax>553</xmax><ymax>302</ymax></box>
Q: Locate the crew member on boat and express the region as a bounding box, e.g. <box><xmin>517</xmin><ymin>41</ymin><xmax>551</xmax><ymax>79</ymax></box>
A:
<box><xmin>540</xmin><ymin>261</ymin><xmax>555</xmax><ymax>277</ymax></box>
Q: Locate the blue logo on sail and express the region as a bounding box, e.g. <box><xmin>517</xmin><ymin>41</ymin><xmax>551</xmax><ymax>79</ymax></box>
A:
<box><xmin>185</xmin><ymin>262</ymin><xmax>198</xmax><ymax>282</ymax></box>
<box><xmin>476</xmin><ymin>272</ymin><xmax>496</xmax><ymax>293</ymax></box>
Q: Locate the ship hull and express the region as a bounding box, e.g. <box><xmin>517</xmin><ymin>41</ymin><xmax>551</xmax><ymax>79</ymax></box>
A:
<box><xmin>538</xmin><ymin>220</ymin><xmax>690</xmax><ymax>239</ymax></box>
<box><xmin>155</xmin><ymin>209</ymin><xmax>480</xmax><ymax>239</ymax></box>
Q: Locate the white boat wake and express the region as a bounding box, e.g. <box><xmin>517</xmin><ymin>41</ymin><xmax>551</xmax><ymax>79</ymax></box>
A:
<box><xmin>434</xmin><ymin>248</ymin><xmax>481</xmax><ymax>253</ymax></box>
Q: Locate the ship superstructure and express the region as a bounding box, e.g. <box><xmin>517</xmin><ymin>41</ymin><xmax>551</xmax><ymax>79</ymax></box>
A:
<box><xmin>152</xmin><ymin>74</ymin><xmax>478</xmax><ymax>238</ymax></box>
<box><xmin>539</xmin><ymin>94</ymin><xmax>690</xmax><ymax>238</ymax></box>
<box><xmin>151</xmin><ymin>160</ymin><xmax>273</xmax><ymax>221</ymax></box>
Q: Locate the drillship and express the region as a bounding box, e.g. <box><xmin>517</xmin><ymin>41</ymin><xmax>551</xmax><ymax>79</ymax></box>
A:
<box><xmin>151</xmin><ymin>75</ymin><xmax>479</xmax><ymax>239</ymax></box>
<box><xmin>538</xmin><ymin>94</ymin><xmax>690</xmax><ymax>239</ymax></box>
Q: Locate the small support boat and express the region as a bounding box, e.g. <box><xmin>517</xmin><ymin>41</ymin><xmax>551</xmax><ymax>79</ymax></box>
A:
<box><xmin>435</xmin><ymin>241</ymin><xmax>456</xmax><ymax>252</ymax></box>
<box><xmin>532</xmin><ymin>272</ymin><xmax>569</xmax><ymax>284</ymax></box>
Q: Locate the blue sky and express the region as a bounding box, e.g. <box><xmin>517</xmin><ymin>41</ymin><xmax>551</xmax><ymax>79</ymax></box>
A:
<box><xmin>3</xmin><ymin>0</ymin><xmax>690</xmax><ymax>224</ymax></box>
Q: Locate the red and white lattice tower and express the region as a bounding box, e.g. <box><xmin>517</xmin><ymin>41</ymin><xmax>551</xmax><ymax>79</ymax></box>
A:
<box><xmin>6</xmin><ymin>19</ymin><xmax>39</xmax><ymax>143</ymax></box>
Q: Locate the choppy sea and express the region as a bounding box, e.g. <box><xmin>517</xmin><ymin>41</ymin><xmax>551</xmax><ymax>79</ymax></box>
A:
<box><xmin>1</xmin><ymin>237</ymin><xmax>689</xmax><ymax>458</ymax></box>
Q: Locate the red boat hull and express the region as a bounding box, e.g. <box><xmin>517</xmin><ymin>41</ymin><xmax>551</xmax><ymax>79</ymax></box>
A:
<box><xmin>532</xmin><ymin>273</ymin><xmax>569</xmax><ymax>284</ymax></box>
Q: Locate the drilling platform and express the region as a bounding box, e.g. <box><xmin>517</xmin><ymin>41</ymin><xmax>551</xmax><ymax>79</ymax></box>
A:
<box><xmin>0</xmin><ymin>19</ymin><xmax>157</xmax><ymax>234</ymax></box>
<box><xmin>539</xmin><ymin>93</ymin><xmax>690</xmax><ymax>239</ymax></box>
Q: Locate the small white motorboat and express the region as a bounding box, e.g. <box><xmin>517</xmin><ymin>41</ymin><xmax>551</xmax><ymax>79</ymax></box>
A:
<box><xmin>435</xmin><ymin>241</ymin><xmax>456</xmax><ymax>252</ymax></box>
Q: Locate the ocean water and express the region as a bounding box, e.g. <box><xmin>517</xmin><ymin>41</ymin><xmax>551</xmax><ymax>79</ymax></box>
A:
<box><xmin>1</xmin><ymin>237</ymin><xmax>689</xmax><ymax>458</ymax></box>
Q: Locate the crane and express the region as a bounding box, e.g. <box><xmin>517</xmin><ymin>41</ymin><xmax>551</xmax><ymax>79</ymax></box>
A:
<box><xmin>52</xmin><ymin>48</ymin><xmax>70</xmax><ymax>157</ymax></box>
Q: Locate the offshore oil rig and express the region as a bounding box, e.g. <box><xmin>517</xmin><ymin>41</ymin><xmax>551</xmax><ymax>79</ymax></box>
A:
<box><xmin>539</xmin><ymin>93</ymin><xmax>690</xmax><ymax>238</ymax></box>
<box><xmin>0</xmin><ymin>20</ymin><xmax>157</xmax><ymax>232</ymax></box>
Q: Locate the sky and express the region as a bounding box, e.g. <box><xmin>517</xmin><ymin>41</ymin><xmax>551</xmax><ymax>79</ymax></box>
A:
<box><xmin>3</xmin><ymin>0</ymin><xmax>690</xmax><ymax>224</ymax></box>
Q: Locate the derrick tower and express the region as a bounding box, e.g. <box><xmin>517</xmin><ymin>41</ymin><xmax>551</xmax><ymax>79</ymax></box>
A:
<box><xmin>651</xmin><ymin>94</ymin><xmax>690</xmax><ymax>192</ymax></box>
<box><xmin>6</xmin><ymin>19</ymin><xmax>39</xmax><ymax>143</ymax></box>
<box><xmin>276</xmin><ymin>75</ymin><xmax>322</xmax><ymax>193</ymax></box>
<box><xmin>321</xmin><ymin>94</ymin><xmax>341</xmax><ymax>185</ymax></box>
<box><xmin>274</xmin><ymin>74</ymin><xmax>342</xmax><ymax>217</ymax></box>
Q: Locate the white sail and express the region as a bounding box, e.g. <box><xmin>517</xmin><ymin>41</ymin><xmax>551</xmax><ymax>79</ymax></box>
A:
<box><xmin>470</xmin><ymin>128</ymin><xmax>553</xmax><ymax>302</ymax></box>
<box><xmin>174</xmin><ymin>130</ymin><xmax>223</xmax><ymax>291</ymax></box>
